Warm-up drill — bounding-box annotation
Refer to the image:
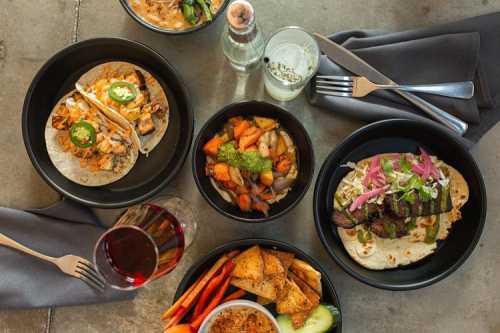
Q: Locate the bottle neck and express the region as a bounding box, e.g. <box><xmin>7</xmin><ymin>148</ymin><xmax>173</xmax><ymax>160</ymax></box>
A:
<box><xmin>228</xmin><ymin>20</ymin><xmax>257</xmax><ymax>43</ymax></box>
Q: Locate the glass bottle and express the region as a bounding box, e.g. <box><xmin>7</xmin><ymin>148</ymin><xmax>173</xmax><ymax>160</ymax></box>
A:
<box><xmin>222</xmin><ymin>0</ymin><xmax>265</xmax><ymax>73</ymax></box>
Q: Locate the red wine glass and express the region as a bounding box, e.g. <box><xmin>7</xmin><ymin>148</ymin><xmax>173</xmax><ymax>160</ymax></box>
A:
<box><xmin>93</xmin><ymin>196</ymin><xmax>197</xmax><ymax>290</ymax></box>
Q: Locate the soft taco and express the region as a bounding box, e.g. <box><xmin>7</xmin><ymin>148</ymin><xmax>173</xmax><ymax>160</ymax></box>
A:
<box><xmin>75</xmin><ymin>61</ymin><xmax>169</xmax><ymax>154</ymax></box>
<box><xmin>45</xmin><ymin>90</ymin><xmax>140</xmax><ymax>186</ymax></box>
<box><xmin>331</xmin><ymin>149</ymin><xmax>469</xmax><ymax>270</ymax></box>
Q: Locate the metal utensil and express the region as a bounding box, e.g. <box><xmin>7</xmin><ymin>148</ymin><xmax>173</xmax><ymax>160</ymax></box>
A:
<box><xmin>0</xmin><ymin>232</ymin><xmax>105</xmax><ymax>292</ymax></box>
<box><xmin>313</xmin><ymin>33</ymin><xmax>468</xmax><ymax>136</ymax></box>
<box><xmin>316</xmin><ymin>75</ymin><xmax>474</xmax><ymax>99</ymax></box>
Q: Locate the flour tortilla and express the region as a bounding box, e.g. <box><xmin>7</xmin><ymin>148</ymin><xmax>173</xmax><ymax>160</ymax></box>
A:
<box><xmin>45</xmin><ymin>90</ymin><xmax>140</xmax><ymax>186</ymax></box>
<box><xmin>75</xmin><ymin>61</ymin><xmax>169</xmax><ymax>154</ymax></box>
<box><xmin>336</xmin><ymin>153</ymin><xmax>469</xmax><ymax>270</ymax></box>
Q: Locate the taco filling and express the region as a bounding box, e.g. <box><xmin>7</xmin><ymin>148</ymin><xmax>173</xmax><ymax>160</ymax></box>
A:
<box><xmin>76</xmin><ymin>62</ymin><xmax>170</xmax><ymax>154</ymax></box>
<box><xmin>332</xmin><ymin>149</ymin><xmax>469</xmax><ymax>270</ymax></box>
<box><xmin>45</xmin><ymin>91</ymin><xmax>139</xmax><ymax>186</ymax></box>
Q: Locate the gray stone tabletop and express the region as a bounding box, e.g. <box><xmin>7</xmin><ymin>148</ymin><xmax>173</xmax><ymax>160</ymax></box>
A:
<box><xmin>1</xmin><ymin>1</ymin><xmax>500</xmax><ymax>332</ymax></box>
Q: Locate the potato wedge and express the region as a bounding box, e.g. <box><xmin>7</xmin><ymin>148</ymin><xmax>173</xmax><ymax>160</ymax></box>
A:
<box><xmin>255</xmin><ymin>116</ymin><xmax>277</xmax><ymax>130</ymax></box>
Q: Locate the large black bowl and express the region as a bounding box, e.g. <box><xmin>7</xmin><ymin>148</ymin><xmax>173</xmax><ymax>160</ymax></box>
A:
<box><xmin>314</xmin><ymin>119</ymin><xmax>486</xmax><ymax>290</ymax></box>
<box><xmin>22</xmin><ymin>38</ymin><xmax>193</xmax><ymax>208</ymax></box>
<box><xmin>119</xmin><ymin>0</ymin><xmax>230</xmax><ymax>35</ymax></box>
<box><xmin>174</xmin><ymin>238</ymin><xmax>342</xmax><ymax>332</ymax></box>
<box><xmin>192</xmin><ymin>101</ymin><xmax>314</xmax><ymax>223</ymax></box>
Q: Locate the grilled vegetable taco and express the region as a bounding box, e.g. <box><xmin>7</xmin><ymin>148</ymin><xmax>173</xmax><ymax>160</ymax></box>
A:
<box><xmin>45</xmin><ymin>91</ymin><xmax>140</xmax><ymax>186</ymax></box>
<box><xmin>331</xmin><ymin>150</ymin><xmax>469</xmax><ymax>270</ymax></box>
<box><xmin>75</xmin><ymin>61</ymin><xmax>169</xmax><ymax>154</ymax></box>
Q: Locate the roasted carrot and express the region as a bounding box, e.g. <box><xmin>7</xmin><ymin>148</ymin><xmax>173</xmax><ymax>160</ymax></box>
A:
<box><xmin>192</xmin><ymin>261</ymin><xmax>235</xmax><ymax>318</ymax></box>
<box><xmin>253</xmin><ymin>201</ymin><xmax>270</xmax><ymax>216</ymax></box>
<box><xmin>165</xmin><ymin>307</ymin><xmax>188</xmax><ymax>329</ymax></box>
<box><xmin>245</xmin><ymin>145</ymin><xmax>258</xmax><ymax>152</ymax></box>
<box><xmin>203</xmin><ymin>137</ymin><xmax>224</xmax><ymax>157</ymax></box>
<box><xmin>161</xmin><ymin>272</ymin><xmax>206</xmax><ymax>320</ymax></box>
<box><xmin>222</xmin><ymin>289</ymin><xmax>246</xmax><ymax>302</ymax></box>
<box><xmin>239</xmin><ymin>127</ymin><xmax>263</xmax><ymax>150</ymax></box>
<box><xmin>237</xmin><ymin>194</ymin><xmax>252</xmax><ymax>211</ymax></box>
<box><xmin>190</xmin><ymin>277</ymin><xmax>233</xmax><ymax>330</ymax></box>
<box><xmin>276</xmin><ymin>158</ymin><xmax>292</xmax><ymax>174</ymax></box>
<box><xmin>259</xmin><ymin>192</ymin><xmax>274</xmax><ymax>201</ymax></box>
<box><xmin>213</xmin><ymin>163</ymin><xmax>231</xmax><ymax>182</ymax></box>
<box><xmin>235</xmin><ymin>185</ymin><xmax>250</xmax><ymax>194</ymax></box>
<box><xmin>234</xmin><ymin>120</ymin><xmax>251</xmax><ymax>140</ymax></box>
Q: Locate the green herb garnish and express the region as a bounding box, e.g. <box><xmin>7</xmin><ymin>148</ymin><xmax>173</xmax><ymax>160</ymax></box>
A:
<box><xmin>217</xmin><ymin>141</ymin><xmax>273</xmax><ymax>173</ymax></box>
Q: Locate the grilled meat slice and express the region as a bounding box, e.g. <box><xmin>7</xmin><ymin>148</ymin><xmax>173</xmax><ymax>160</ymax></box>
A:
<box><xmin>52</xmin><ymin>115</ymin><xmax>69</xmax><ymax>130</ymax></box>
<box><xmin>137</xmin><ymin>112</ymin><xmax>155</xmax><ymax>135</ymax></box>
<box><xmin>370</xmin><ymin>216</ymin><xmax>408</xmax><ymax>239</ymax></box>
<box><xmin>385</xmin><ymin>185</ymin><xmax>452</xmax><ymax>218</ymax></box>
<box><xmin>332</xmin><ymin>203</ymin><xmax>383</xmax><ymax>229</ymax></box>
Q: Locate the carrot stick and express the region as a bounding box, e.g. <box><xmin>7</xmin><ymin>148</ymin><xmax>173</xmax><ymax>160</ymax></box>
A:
<box><xmin>179</xmin><ymin>254</ymin><xmax>232</xmax><ymax>309</ymax></box>
<box><xmin>222</xmin><ymin>289</ymin><xmax>246</xmax><ymax>302</ymax></box>
<box><xmin>161</xmin><ymin>251</ymin><xmax>239</xmax><ymax>322</ymax></box>
<box><xmin>190</xmin><ymin>276</ymin><xmax>232</xmax><ymax>330</ymax></box>
<box><xmin>161</xmin><ymin>272</ymin><xmax>206</xmax><ymax>320</ymax></box>
<box><xmin>164</xmin><ymin>307</ymin><xmax>188</xmax><ymax>329</ymax></box>
<box><xmin>192</xmin><ymin>261</ymin><xmax>235</xmax><ymax>318</ymax></box>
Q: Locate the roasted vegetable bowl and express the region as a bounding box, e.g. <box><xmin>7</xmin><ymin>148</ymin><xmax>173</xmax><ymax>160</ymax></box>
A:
<box><xmin>193</xmin><ymin>101</ymin><xmax>314</xmax><ymax>223</ymax></box>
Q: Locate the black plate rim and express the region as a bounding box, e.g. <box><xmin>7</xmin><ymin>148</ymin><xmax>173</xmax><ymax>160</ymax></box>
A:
<box><xmin>313</xmin><ymin>118</ymin><xmax>487</xmax><ymax>291</ymax></box>
<box><xmin>192</xmin><ymin>100</ymin><xmax>314</xmax><ymax>223</ymax></box>
<box><xmin>173</xmin><ymin>238</ymin><xmax>343</xmax><ymax>332</ymax></box>
<box><xmin>22</xmin><ymin>37</ymin><xmax>194</xmax><ymax>208</ymax></box>
<box><xmin>118</xmin><ymin>0</ymin><xmax>231</xmax><ymax>35</ymax></box>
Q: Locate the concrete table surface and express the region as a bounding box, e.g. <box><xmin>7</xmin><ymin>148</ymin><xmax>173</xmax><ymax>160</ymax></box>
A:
<box><xmin>1</xmin><ymin>1</ymin><xmax>499</xmax><ymax>332</ymax></box>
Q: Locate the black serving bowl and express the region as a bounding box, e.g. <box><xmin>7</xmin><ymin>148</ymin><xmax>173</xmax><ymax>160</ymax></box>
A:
<box><xmin>119</xmin><ymin>0</ymin><xmax>230</xmax><ymax>35</ymax></box>
<box><xmin>22</xmin><ymin>38</ymin><xmax>193</xmax><ymax>208</ymax></box>
<box><xmin>193</xmin><ymin>101</ymin><xmax>314</xmax><ymax>223</ymax></box>
<box><xmin>314</xmin><ymin>119</ymin><xmax>486</xmax><ymax>290</ymax></box>
<box><xmin>174</xmin><ymin>238</ymin><xmax>342</xmax><ymax>332</ymax></box>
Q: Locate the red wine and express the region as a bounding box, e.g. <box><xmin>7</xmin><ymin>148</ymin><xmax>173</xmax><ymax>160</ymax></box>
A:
<box><xmin>102</xmin><ymin>204</ymin><xmax>185</xmax><ymax>288</ymax></box>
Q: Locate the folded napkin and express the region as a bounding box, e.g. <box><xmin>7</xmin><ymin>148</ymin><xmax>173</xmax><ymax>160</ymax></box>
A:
<box><xmin>0</xmin><ymin>199</ymin><xmax>134</xmax><ymax>309</ymax></box>
<box><xmin>307</xmin><ymin>11</ymin><xmax>500</xmax><ymax>144</ymax></box>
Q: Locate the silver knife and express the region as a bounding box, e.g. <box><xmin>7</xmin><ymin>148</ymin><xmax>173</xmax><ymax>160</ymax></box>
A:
<box><xmin>313</xmin><ymin>33</ymin><xmax>468</xmax><ymax>135</ymax></box>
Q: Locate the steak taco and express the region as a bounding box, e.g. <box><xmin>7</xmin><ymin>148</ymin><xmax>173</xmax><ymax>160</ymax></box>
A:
<box><xmin>45</xmin><ymin>91</ymin><xmax>140</xmax><ymax>186</ymax></box>
<box><xmin>331</xmin><ymin>149</ymin><xmax>469</xmax><ymax>270</ymax></box>
<box><xmin>75</xmin><ymin>61</ymin><xmax>169</xmax><ymax>154</ymax></box>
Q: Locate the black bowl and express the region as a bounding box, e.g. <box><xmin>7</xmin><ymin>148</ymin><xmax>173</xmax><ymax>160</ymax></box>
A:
<box><xmin>22</xmin><ymin>38</ymin><xmax>193</xmax><ymax>208</ymax></box>
<box><xmin>119</xmin><ymin>0</ymin><xmax>230</xmax><ymax>35</ymax></box>
<box><xmin>314</xmin><ymin>119</ymin><xmax>486</xmax><ymax>290</ymax></box>
<box><xmin>174</xmin><ymin>238</ymin><xmax>342</xmax><ymax>332</ymax></box>
<box><xmin>192</xmin><ymin>101</ymin><xmax>314</xmax><ymax>223</ymax></box>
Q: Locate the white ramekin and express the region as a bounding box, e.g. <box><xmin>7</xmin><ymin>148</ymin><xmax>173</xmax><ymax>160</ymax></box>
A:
<box><xmin>198</xmin><ymin>299</ymin><xmax>282</xmax><ymax>333</ymax></box>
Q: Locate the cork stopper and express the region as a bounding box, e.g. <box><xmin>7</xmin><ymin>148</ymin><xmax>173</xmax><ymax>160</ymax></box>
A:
<box><xmin>226</xmin><ymin>0</ymin><xmax>254</xmax><ymax>30</ymax></box>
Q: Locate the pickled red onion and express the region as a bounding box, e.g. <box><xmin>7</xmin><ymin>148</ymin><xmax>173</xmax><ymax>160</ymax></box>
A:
<box><xmin>349</xmin><ymin>186</ymin><xmax>389</xmax><ymax>212</ymax></box>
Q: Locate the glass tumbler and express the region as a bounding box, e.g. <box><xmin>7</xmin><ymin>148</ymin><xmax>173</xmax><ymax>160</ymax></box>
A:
<box><xmin>263</xmin><ymin>26</ymin><xmax>320</xmax><ymax>102</ymax></box>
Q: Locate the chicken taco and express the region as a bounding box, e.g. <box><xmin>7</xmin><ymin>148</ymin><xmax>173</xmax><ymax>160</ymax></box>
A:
<box><xmin>332</xmin><ymin>149</ymin><xmax>469</xmax><ymax>270</ymax></box>
<box><xmin>45</xmin><ymin>90</ymin><xmax>140</xmax><ymax>186</ymax></box>
<box><xmin>75</xmin><ymin>61</ymin><xmax>169</xmax><ymax>154</ymax></box>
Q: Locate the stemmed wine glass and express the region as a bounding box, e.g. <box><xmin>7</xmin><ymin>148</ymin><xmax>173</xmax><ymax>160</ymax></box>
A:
<box><xmin>93</xmin><ymin>195</ymin><xmax>197</xmax><ymax>290</ymax></box>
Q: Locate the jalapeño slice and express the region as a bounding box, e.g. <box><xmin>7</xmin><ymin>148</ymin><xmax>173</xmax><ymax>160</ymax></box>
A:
<box><xmin>70</xmin><ymin>121</ymin><xmax>96</xmax><ymax>148</ymax></box>
<box><xmin>108</xmin><ymin>81</ymin><xmax>138</xmax><ymax>104</ymax></box>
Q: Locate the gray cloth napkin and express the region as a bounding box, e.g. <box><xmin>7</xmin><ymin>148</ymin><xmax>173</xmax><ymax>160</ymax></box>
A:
<box><xmin>0</xmin><ymin>199</ymin><xmax>135</xmax><ymax>309</ymax></box>
<box><xmin>306</xmin><ymin>11</ymin><xmax>500</xmax><ymax>143</ymax></box>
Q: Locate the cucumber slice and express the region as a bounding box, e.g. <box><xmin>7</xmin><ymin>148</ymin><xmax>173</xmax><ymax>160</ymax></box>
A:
<box><xmin>277</xmin><ymin>304</ymin><xmax>338</xmax><ymax>333</ymax></box>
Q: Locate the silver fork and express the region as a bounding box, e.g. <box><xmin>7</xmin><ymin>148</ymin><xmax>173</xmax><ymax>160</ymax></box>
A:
<box><xmin>0</xmin><ymin>232</ymin><xmax>105</xmax><ymax>292</ymax></box>
<box><xmin>316</xmin><ymin>75</ymin><xmax>474</xmax><ymax>99</ymax></box>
